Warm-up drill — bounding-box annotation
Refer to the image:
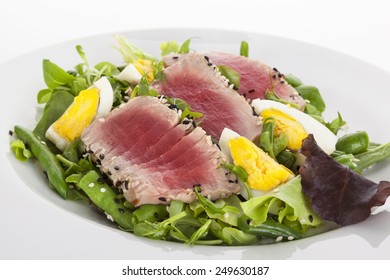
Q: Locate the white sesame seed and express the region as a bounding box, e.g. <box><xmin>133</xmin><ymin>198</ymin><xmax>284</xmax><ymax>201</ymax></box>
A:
<box><xmin>288</xmin><ymin>236</ymin><xmax>295</xmax><ymax>241</ymax></box>
<box><xmin>98</xmin><ymin>118</ymin><xmax>105</xmax><ymax>122</ymax></box>
<box><xmin>275</xmin><ymin>236</ymin><xmax>283</xmax><ymax>242</ymax></box>
<box><xmin>88</xmin><ymin>183</ymin><xmax>95</xmax><ymax>188</ymax></box>
<box><xmin>100</xmin><ymin>188</ymin><xmax>106</xmax><ymax>193</ymax></box>
<box><xmin>40</xmin><ymin>141</ymin><xmax>47</xmax><ymax>145</ymax></box>
<box><xmin>105</xmin><ymin>213</ymin><xmax>114</xmax><ymax>222</ymax></box>
<box><xmin>207</xmin><ymin>194</ymin><xmax>211</xmax><ymax>200</ymax></box>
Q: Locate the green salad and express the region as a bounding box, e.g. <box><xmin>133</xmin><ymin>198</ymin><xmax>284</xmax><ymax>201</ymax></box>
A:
<box><xmin>10</xmin><ymin>36</ymin><xmax>390</xmax><ymax>246</ymax></box>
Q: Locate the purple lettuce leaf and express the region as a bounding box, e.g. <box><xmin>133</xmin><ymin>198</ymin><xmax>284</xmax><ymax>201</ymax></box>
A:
<box><xmin>299</xmin><ymin>134</ymin><xmax>390</xmax><ymax>226</ymax></box>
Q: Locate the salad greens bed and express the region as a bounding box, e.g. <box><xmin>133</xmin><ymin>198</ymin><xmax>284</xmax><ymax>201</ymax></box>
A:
<box><xmin>10</xmin><ymin>36</ymin><xmax>390</xmax><ymax>246</ymax></box>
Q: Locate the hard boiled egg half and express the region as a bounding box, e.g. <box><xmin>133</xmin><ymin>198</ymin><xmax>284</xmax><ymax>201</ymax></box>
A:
<box><xmin>117</xmin><ymin>59</ymin><xmax>155</xmax><ymax>84</ymax></box>
<box><xmin>251</xmin><ymin>99</ymin><xmax>337</xmax><ymax>154</ymax></box>
<box><xmin>219</xmin><ymin>99</ymin><xmax>337</xmax><ymax>198</ymax></box>
<box><xmin>46</xmin><ymin>76</ymin><xmax>114</xmax><ymax>151</ymax></box>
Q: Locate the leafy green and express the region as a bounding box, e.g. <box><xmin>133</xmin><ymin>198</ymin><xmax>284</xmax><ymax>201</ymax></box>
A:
<box><xmin>325</xmin><ymin>112</ymin><xmax>347</xmax><ymax>135</ymax></box>
<box><xmin>217</xmin><ymin>65</ymin><xmax>240</xmax><ymax>89</ymax></box>
<box><xmin>114</xmin><ymin>35</ymin><xmax>155</xmax><ymax>63</ymax></box>
<box><xmin>295</xmin><ymin>85</ymin><xmax>326</xmax><ymax>114</ymax></box>
<box><xmin>240</xmin><ymin>176</ymin><xmax>322</xmax><ymax>231</ymax></box>
<box><xmin>160</xmin><ymin>38</ymin><xmax>193</xmax><ymax>56</ymax></box>
<box><xmin>10</xmin><ymin>139</ymin><xmax>33</xmax><ymax>161</ymax></box>
<box><xmin>300</xmin><ymin>134</ymin><xmax>390</xmax><ymax>226</ymax></box>
<box><xmin>33</xmin><ymin>91</ymin><xmax>74</xmax><ymax>144</ymax></box>
<box><xmin>160</xmin><ymin>41</ymin><xmax>180</xmax><ymax>56</ymax></box>
<box><xmin>284</xmin><ymin>73</ymin><xmax>303</xmax><ymax>88</ymax></box>
<box><xmin>240</xmin><ymin>41</ymin><xmax>249</xmax><ymax>57</ymax></box>
<box><xmin>42</xmin><ymin>59</ymin><xmax>76</xmax><ymax>89</ymax></box>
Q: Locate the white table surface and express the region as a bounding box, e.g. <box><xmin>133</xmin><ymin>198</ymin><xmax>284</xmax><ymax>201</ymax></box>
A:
<box><xmin>1</xmin><ymin>0</ymin><xmax>390</xmax><ymax>261</ymax></box>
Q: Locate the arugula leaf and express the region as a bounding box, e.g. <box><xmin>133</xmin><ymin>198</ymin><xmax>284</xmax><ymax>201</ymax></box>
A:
<box><xmin>42</xmin><ymin>59</ymin><xmax>75</xmax><ymax>89</ymax></box>
<box><xmin>178</xmin><ymin>38</ymin><xmax>192</xmax><ymax>54</ymax></box>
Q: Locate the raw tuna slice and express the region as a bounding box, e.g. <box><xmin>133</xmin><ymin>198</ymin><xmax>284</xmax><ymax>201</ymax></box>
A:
<box><xmin>164</xmin><ymin>52</ymin><xmax>306</xmax><ymax>110</ymax></box>
<box><xmin>81</xmin><ymin>96</ymin><xmax>239</xmax><ymax>206</ymax></box>
<box><xmin>154</xmin><ymin>53</ymin><xmax>261</xmax><ymax>141</ymax></box>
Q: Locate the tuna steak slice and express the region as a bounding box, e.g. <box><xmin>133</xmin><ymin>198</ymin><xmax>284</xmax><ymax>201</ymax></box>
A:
<box><xmin>81</xmin><ymin>96</ymin><xmax>239</xmax><ymax>206</ymax></box>
<box><xmin>164</xmin><ymin>52</ymin><xmax>306</xmax><ymax>110</ymax></box>
<box><xmin>153</xmin><ymin>53</ymin><xmax>261</xmax><ymax>141</ymax></box>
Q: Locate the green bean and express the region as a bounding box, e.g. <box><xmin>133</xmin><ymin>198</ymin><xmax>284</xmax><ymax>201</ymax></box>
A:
<box><xmin>14</xmin><ymin>125</ymin><xmax>68</xmax><ymax>199</ymax></box>
<box><xmin>237</xmin><ymin>216</ymin><xmax>302</xmax><ymax>241</ymax></box>
<box><xmin>78</xmin><ymin>170</ymin><xmax>133</xmax><ymax>230</ymax></box>
<box><xmin>335</xmin><ymin>131</ymin><xmax>369</xmax><ymax>155</ymax></box>
<box><xmin>355</xmin><ymin>141</ymin><xmax>390</xmax><ymax>172</ymax></box>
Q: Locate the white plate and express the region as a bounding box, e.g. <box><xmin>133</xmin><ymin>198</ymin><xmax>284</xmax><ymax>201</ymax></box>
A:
<box><xmin>1</xmin><ymin>28</ymin><xmax>390</xmax><ymax>260</ymax></box>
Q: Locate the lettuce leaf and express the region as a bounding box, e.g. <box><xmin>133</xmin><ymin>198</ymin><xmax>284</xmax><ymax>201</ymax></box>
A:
<box><xmin>299</xmin><ymin>134</ymin><xmax>390</xmax><ymax>226</ymax></box>
<box><xmin>240</xmin><ymin>176</ymin><xmax>322</xmax><ymax>231</ymax></box>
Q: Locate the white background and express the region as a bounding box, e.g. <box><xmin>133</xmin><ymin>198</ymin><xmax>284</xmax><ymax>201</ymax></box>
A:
<box><xmin>1</xmin><ymin>0</ymin><xmax>390</xmax><ymax>277</ymax></box>
<box><xmin>0</xmin><ymin>0</ymin><xmax>389</xmax><ymax>73</ymax></box>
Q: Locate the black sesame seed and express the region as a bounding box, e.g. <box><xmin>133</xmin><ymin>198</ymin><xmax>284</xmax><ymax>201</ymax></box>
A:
<box><xmin>273</xmin><ymin>67</ymin><xmax>278</xmax><ymax>72</ymax></box>
<box><xmin>207</xmin><ymin>62</ymin><xmax>213</xmax><ymax>67</ymax></box>
<box><xmin>124</xmin><ymin>180</ymin><xmax>129</xmax><ymax>190</ymax></box>
<box><xmin>204</xmin><ymin>55</ymin><xmax>210</xmax><ymax>61</ymax></box>
<box><xmin>97</xmin><ymin>177</ymin><xmax>105</xmax><ymax>183</ymax></box>
<box><xmin>115</xmin><ymin>181</ymin><xmax>122</xmax><ymax>187</ymax></box>
<box><xmin>235</xmin><ymin>179</ymin><xmax>238</xmax><ymax>184</ymax></box>
<box><xmin>96</xmin><ymin>159</ymin><xmax>101</xmax><ymax>165</ymax></box>
<box><xmin>248</xmin><ymin>89</ymin><xmax>255</xmax><ymax>93</ymax></box>
<box><xmin>168</xmin><ymin>104</ymin><xmax>177</xmax><ymax>110</ymax></box>
<box><xmin>278</xmin><ymin>73</ymin><xmax>282</xmax><ymax>78</ymax></box>
<box><xmin>280</xmin><ymin>80</ymin><xmax>285</xmax><ymax>84</ymax></box>
<box><xmin>228</xmin><ymin>180</ymin><xmax>235</xmax><ymax>183</ymax></box>
<box><xmin>99</xmin><ymin>154</ymin><xmax>105</xmax><ymax>160</ymax></box>
<box><xmin>114</xmin><ymin>166</ymin><xmax>120</xmax><ymax>171</ymax></box>
<box><xmin>118</xmin><ymin>208</ymin><xmax>125</xmax><ymax>214</ymax></box>
<box><xmin>107</xmin><ymin>171</ymin><xmax>112</xmax><ymax>176</ymax></box>
<box><xmin>182</xmin><ymin>120</ymin><xmax>191</xmax><ymax>125</ymax></box>
<box><xmin>309</xmin><ymin>215</ymin><xmax>314</xmax><ymax>223</ymax></box>
<box><xmin>272</xmin><ymin>74</ymin><xmax>276</xmax><ymax>79</ymax></box>
<box><xmin>8</xmin><ymin>130</ymin><xmax>13</xmax><ymax>136</ymax></box>
<box><xmin>233</xmin><ymin>85</ymin><xmax>238</xmax><ymax>90</ymax></box>
<box><xmin>172</xmin><ymin>56</ymin><xmax>179</xmax><ymax>59</ymax></box>
<box><xmin>158</xmin><ymin>197</ymin><xmax>167</xmax><ymax>202</ymax></box>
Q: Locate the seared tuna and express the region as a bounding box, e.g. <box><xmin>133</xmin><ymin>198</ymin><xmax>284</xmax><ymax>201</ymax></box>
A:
<box><xmin>154</xmin><ymin>53</ymin><xmax>261</xmax><ymax>141</ymax></box>
<box><xmin>164</xmin><ymin>52</ymin><xmax>306</xmax><ymax>110</ymax></box>
<box><xmin>81</xmin><ymin>96</ymin><xmax>239</xmax><ymax>206</ymax></box>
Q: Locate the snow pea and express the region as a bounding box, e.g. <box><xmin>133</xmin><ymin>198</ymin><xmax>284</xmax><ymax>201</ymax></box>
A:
<box><xmin>336</xmin><ymin>131</ymin><xmax>369</xmax><ymax>155</ymax></box>
<box><xmin>237</xmin><ymin>216</ymin><xmax>302</xmax><ymax>241</ymax></box>
<box><xmin>355</xmin><ymin>141</ymin><xmax>390</xmax><ymax>172</ymax></box>
<box><xmin>78</xmin><ymin>170</ymin><xmax>133</xmax><ymax>230</ymax></box>
<box><xmin>133</xmin><ymin>204</ymin><xmax>169</xmax><ymax>223</ymax></box>
<box><xmin>14</xmin><ymin>125</ymin><xmax>69</xmax><ymax>199</ymax></box>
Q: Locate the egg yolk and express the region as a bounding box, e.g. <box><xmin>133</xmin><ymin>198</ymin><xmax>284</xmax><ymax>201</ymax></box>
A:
<box><xmin>53</xmin><ymin>87</ymin><xmax>99</xmax><ymax>142</ymax></box>
<box><xmin>261</xmin><ymin>108</ymin><xmax>308</xmax><ymax>151</ymax></box>
<box><xmin>134</xmin><ymin>59</ymin><xmax>154</xmax><ymax>82</ymax></box>
<box><xmin>229</xmin><ymin>137</ymin><xmax>293</xmax><ymax>192</ymax></box>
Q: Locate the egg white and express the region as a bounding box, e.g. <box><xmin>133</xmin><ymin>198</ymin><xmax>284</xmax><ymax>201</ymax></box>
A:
<box><xmin>117</xmin><ymin>64</ymin><xmax>142</xmax><ymax>85</ymax></box>
<box><xmin>94</xmin><ymin>76</ymin><xmax>114</xmax><ymax>119</ymax></box>
<box><xmin>251</xmin><ymin>99</ymin><xmax>337</xmax><ymax>154</ymax></box>
<box><xmin>45</xmin><ymin>76</ymin><xmax>114</xmax><ymax>151</ymax></box>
